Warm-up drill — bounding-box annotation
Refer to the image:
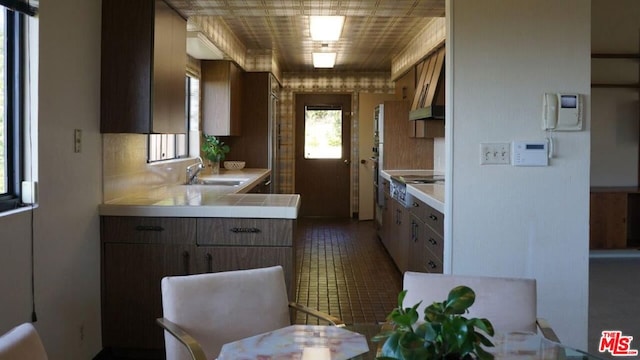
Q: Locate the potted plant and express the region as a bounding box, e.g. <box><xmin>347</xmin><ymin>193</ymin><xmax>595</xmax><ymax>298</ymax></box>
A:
<box><xmin>201</xmin><ymin>134</ymin><xmax>230</xmax><ymax>174</ymax></box>
<box><xmin>373</xmin><ymin>286</ymin><xmax>495</xmax><ymax>360</ymax></box>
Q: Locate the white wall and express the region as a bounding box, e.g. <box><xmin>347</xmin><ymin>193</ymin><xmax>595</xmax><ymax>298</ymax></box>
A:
<box><xmin>0</xmin><ymin>0</ymin><xmax>103</xmax><ymax>359</ymax></box>
<box><xmin>591</xmin><ymin>0</ymin><xmax>640</xmax><ymax>187</ymax></box>
<box><xmin>447</xmin><ymin>0</ymin><xmax>591</xmax><ymax>349</ymax></box>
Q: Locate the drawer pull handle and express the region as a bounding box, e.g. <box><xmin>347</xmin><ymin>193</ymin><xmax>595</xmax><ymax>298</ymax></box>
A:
<box><xmin>429</xmin><ymin>214</ymin><xmax>438</xmax><ymax>221</ymax></box>
<box><xmin>428</xmin><ymin>238</ymin><xmax>437</xmax><ymax>246</ymax></box>
<box><xmin>428</xmin><ymin>260</ymin><xmax>437</xmax><ymax>269</ymax></box>
<box><xmin>412</xmin><ymin>202</ymin><xmax>419</xmax><ymax>208</ymax></box>
<box><xmin>206</xmin><ymin>253</ymin><xmax>213</xmax><ymax>273</ymax></box>
<box><xmin>182</xmin><ymin>251</ymin><xmax>191</xmax><ymax>275</ymax></box>
<box><xmin>135</xmin><ymin>225</ymin><xmax>165</xmax><ymax>232</ymax></box>
<box><xmin>230</xmin><ymin>227</ymin><xmax>261</xmax><ymax>234</ymax></box>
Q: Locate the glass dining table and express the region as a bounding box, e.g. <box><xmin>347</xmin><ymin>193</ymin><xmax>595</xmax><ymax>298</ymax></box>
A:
<box><xmin>217</xmin><ymin>323</ymin><xmax>608</xmax><ymax>360</ymax></box>
<box><xmin>347</xmin><ymin>324</ymin><xmax>608</xmax><ymax>360</ymax></box>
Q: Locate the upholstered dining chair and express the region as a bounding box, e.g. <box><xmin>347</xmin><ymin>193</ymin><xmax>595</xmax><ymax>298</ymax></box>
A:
<box><xmin>157</xmin><ymin>265</ymin><xmax>344</xmax><ymax>360</ymax></box>
<box><xmin>402</xmin><ymin>272</ymin><xmax>560</xmax><ymax>342</ymax></box>
<box><xmin>0</xmin><ymin>323</ymin><xmax>48</xmax><ymax>360</ymax></box>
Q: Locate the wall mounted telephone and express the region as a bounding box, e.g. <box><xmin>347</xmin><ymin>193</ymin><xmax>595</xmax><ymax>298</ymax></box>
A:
<box><xmin>542</xmin><ymin>93</ymin><xmax>583</xmax><ymax>131</ymax></box>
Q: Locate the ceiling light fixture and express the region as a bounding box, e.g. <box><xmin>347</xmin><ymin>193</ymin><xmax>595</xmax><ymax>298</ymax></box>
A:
<box><xmin>309</xmin><ymin>16</ymin><xmax>344</xmax><ymax>41</ymax></box>
<box><xmin>312</xmin><ymin>52</ymin><xmax>337</xmax><ymax>68</ymax></box>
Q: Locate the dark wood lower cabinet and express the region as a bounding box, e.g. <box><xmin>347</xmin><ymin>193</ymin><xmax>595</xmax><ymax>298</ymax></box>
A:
<box><xmin>102</xmin><ymin>243</ymin><xmax>194</xmax><ymax>350</ymax></box>
<box><xmin>100</xmin><ymin>216</ymin><xmax>296</xmax><ymax>354</ymax></box>
<box><xmin>379</xmin><ymin>194</ymin><xmax>444</xmax><ymax>274</ymax></box>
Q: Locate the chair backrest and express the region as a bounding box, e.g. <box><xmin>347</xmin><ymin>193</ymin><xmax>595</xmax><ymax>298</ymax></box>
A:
<box><xmin>0</xmin><ymin>323</ymin><xmax>48</xmax><ymax>360</ymax></box>
<box><xmin>161</xmin><ymin>266</ymin><xmax>291</xmax><ymax>360</ymax></box>
<box><xmin>403</xmin><ymin>272</ymin><xmax>537</xmax><ymax>334</ymax></box>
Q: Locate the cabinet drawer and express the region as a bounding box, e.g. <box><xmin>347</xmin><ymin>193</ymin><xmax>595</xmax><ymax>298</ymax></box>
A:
<box><xmin>409</xmin><ymin>198</ymin><xmax>427</xmax><ymax>220</ymax></box>
<box><xmin>423</xmin><ymin>249</ymin><xmax>443</xmax><ymax>274</ymax></box>
<box><xmin>197</xmin><ymin>218</ymin><xmax>293</xmax><ymax>246</ymax></box>
<box><xmin>101</xmin><ymin>217</ymin><xmax>196</xmax><ymax>245</ymax></box>
<box><xmin>423</xmin><ymin>207</ymin><xmax>444</xmax><ymax>236</ymax></box>
<box><xmin>423</xmin><ymin>225</ymin><xmax>444</xmax><ymax>262</ymax></box>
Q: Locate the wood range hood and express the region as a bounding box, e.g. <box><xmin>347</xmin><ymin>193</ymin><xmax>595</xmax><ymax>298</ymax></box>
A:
<box><xmin>409</xmin><ymin>46</ymin><xmax>445</xmax><ymax>121</ymax></box>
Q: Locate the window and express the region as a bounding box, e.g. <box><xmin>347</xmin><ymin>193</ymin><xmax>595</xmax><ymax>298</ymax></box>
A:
<box><xmin>147</xmin><ymin>75</ymin><xmax>198</xmax><ymax>162</ymax></box>
<box><xmin>304</xmin><ymin>106</ymin><xmax>343</xmax><ymax>159</ymax></box>
<box><xmin>0</xmin><ymin>7</ymin><xmax>25</xmax><ymax>211</ymax></box>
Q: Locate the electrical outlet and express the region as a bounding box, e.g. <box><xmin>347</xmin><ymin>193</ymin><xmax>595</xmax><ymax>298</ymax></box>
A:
<box><xmin>480</xmin><ymin>142</ymin><xmax>510</xmax><ymax>165</ymax></box>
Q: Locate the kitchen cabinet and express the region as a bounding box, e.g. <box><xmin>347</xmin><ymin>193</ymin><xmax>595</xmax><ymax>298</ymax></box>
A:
<box><xmin>390</xmin><ymin>198</ymin><xmax>411</xmax><ymax>273</ymax></box>
<box><xmin>380</xmin><ymin>180</ymin><xmax>393</xmax><ymax>254</ymax></box>
<box><xmin>407</xmin><ymin>197</ymin><xmax>444</xmax><ymax>273</ymax></box>
<box><xmin>590</xmin><ymin>188</ymin><xmax>640</xmax><ymax>249</ymax></box>
<box><xmin>223</xmin><ymin>72</ymin><xmax>280</xmax><ymax>192</ymax></box>
<box><xmin>202</xmin><ymin>60</ymin><xmax>243</xmax><ymax>136</ymax></box>
<box><xmin>196</xmin><ymin>217</ymin><xmax>295</xmax><ymax>298</ymax></box>
<box><xmin>101</xmin><ymin>217</ymin><xmax>196</xmax><ymax>350</ymax></box>
<box><xmin>101</xmin><ymin>216</ymin><xmax>296</xmax><ymax>354</ymax></box>
<box><xmin>378</xmin><ymin>180</ymin><xmax>410</xmax><ymax>273</ymax></box>
<box><xmin>101</xmin><ymin>0</ymin><xmax>186</xmax><ymax>134</ymax></box>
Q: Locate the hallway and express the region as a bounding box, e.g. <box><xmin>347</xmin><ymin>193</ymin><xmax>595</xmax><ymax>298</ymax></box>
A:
<box><xmin>294</xmin><ymin>218</ymin><xmax>401</xmax><ymax>325</ymax></box>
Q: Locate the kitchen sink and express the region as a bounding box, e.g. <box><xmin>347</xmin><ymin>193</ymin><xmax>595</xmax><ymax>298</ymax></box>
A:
<box><xmin>194</xmin><ymin>177</ymin><xmax>249</xmax><ymax>186</ymax></box>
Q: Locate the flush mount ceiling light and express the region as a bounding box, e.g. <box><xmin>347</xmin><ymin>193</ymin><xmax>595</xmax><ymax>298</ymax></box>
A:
<box><xmin>309</xmin><ymin>16</ymin><xmax>344</xmax><ymax>41</ymax></box>
<box><xmin>312</xmin><ymin>52</ymin><xmax>337</xmax><ymax>68</ymax></box>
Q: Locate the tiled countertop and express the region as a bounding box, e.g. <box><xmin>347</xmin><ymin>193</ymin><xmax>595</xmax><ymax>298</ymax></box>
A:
<box><xmin>99</xmin><ymin>169</ymin><xmax>301</xmax><ymax>219</ymax></box>
<box><xmin>380</xmin><ymin>169</ymin><xmax>445</xmax><ymax>213</ymax></box>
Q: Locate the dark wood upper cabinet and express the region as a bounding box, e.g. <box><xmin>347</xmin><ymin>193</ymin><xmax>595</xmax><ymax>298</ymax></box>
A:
<box><xmin>101</xmin><ymin>0</ymin><xmax>186</xmax><ymax>134</ymax></box>
<box><xmin>201</xmin><ymin>60</ymin><xmax>243</xmax><ymax>136</ymax></box>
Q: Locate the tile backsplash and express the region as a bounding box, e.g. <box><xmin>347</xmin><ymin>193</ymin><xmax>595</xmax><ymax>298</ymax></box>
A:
<box><xmin>102</xmin><ymin>134</ymin><xmax>195</xmax><ymax>202</ymax></box>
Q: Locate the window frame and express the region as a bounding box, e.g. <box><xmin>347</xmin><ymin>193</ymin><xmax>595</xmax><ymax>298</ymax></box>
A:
<box><xmin>0</xmin><ymin>8</ymin><xmax>25</xmax><ymax>210</ymax></box>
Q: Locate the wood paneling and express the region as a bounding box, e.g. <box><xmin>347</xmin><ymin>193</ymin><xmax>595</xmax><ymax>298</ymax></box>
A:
<box><xmin>101</xmin><ymin>0</ymin><xmax>186</xmax><ymax>134</ymax></box>
<box><xmin>101</xmin><ymin>217</ymin><xmax>196</xmax><ymax>245</ymax></box>
<box><xmin>381</xmin><ymin>100</ymin><xmax>434</xmax><ymax>170</ymax></box>
<box><xmin>196</xmin><ymin>218</ymin><xmax>293</xmax><ymax>246</ymax></box>
<box><xmin>395</xmin><ymin>66</ymin><xmax>416</xmax><ymax>101</ymax></box>
<box><xmin>224</xmin><ymin>72</ymin><xmax>272</xmax><ymax>168</ymax></box>
<box><xmin>195</xmin><ymin>246</ymin><xmax>294</xmax><ymax>299</ymax></box>
<box><xmin>590</xmin><ymin>191</ymin><xmax>629</xmax><ymax>249</ymax></box>
<box><xmin>102</xmin><ymin>243</ymin><xmax>195</xmax><ymax>349</ymax></box>
<box><xmin>202</xmin><ymin>61</ymin><xmax>243</xmax><ymax>136</ymax></box>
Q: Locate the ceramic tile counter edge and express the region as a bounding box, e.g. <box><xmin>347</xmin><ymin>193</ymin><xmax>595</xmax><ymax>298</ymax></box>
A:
<box><xmin>380</xmin><ymin>169</ymin><xmax>445</xmax><ymax>213</ymax></box>
<box><xmin>99</xmin><ymin>168</ymin><xmax>301</xmax><ymax>219</ymax></box>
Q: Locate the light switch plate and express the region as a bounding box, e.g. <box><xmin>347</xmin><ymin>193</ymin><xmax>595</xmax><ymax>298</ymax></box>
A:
<box><xmin>480</xmin><ymin>142</ymin><xmax>511</xmax><ymax>165</ymax></box>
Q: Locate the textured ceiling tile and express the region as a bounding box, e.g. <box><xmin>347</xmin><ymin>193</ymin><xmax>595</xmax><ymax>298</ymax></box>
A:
<box><xmin>167</xmin><ymin>0</ymin><xmax>445</xmax><ymax>72</ymax></box>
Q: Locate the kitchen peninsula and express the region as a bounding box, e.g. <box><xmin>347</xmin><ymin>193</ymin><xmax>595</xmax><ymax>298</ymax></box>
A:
<box><xmin>99</xmin><ymin>168</ymin><xmax>300</xmax><ymax>354</ymax></box>
<box><xmin>377</xmin><ymin>169</ymin><xmax>444</xmax><ymax>274</ymax></box>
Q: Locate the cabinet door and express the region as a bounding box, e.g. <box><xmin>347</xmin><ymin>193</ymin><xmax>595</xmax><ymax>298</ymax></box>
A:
<box><xmin>152</xmin><ymin>0</ymin><xmax>187</xmax><ymax>133</ymax></box>
<box><xmin>102</xmin><ymin>243</ymin><xmax>195</xmax><ymax>350</ymax></box>
<box><xmin>590</xmin><ymin>192</ymin><xmax>628</xmax><ymax>249</ymax></box>
<box><xmin>100</xmin><ymin>0</ymin><xmax>186</xmax><ymax>134</ymax></box>
<box><xmin>202</xmin><ymin>61</ymin><xmax>242</xmax><ymax>136</ymax></box>
<box><xmin>381</xmin><ymin>182</ymin><xmax>393</xmax><ymax>250</ymax></box>
<box><xmin>195</xmin><ymin>246</ymin><xmax>295</xmax><ymax>299</ymax></box>
<box><xmin>408</xmin><ymin>214</ymin><xmax>424</xmax><ymax>272</ymax></box>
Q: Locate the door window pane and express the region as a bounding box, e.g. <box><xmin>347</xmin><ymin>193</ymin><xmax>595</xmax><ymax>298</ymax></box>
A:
<box><xmin>304</xmin><ymin>107</ymin><xmax>342</xmax><ymax>159</ymax></box>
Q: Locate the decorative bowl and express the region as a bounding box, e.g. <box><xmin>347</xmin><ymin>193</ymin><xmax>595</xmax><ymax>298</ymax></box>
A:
<box><xmin>224</xmin><ymin>161</ymin><xmax>246</xmax><ymax>170</ymax></box>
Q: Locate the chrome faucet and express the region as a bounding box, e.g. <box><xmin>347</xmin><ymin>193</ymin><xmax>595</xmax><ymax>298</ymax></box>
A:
<box><xmin>186</xmin><ymin>157</ymin><xmax>205</xmax><ymax>185</ymax></box>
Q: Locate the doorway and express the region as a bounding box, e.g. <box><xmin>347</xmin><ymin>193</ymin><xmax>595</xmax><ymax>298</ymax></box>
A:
<box><xmin>295</xmin><ymin>93</ymin><xmax>351</xmax><ymax>217</ymax></box>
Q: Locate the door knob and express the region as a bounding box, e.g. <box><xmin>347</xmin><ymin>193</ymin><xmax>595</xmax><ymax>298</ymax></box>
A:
<box><xmin>344</xmin><ymin>159</ymin><xmax>351</xmax><ymax>165</ymax></box>
<box><xmin>360</xmin><ymin>159</ymin><xmax>366</xmax><ymax>164</ymax></box>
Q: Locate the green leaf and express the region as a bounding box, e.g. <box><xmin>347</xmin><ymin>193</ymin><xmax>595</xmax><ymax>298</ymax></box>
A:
<box><xmin>397</xmin><ymin>289</ymin><xmax>408</xmax><ymax>307</ymax></box>
<box><xmin>474</xmin><ymin>344</ymin><xmax>496</xmax><ymax>360</ymax></box>
<box><xmin>469</xmin><ymin>318</ymin><xmax>495</xmax><ymax>337</ymax></box>
<box><xmin>445</xmin><ymin>286</ymin><xmax>475</xmax><ymax>314</ymax></box>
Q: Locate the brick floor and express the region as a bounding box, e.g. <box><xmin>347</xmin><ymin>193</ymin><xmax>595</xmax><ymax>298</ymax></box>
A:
<box><xmin>294</xmin><ymin>218</ymin><xmax>402</xmax><ymax>326</ymax></box>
